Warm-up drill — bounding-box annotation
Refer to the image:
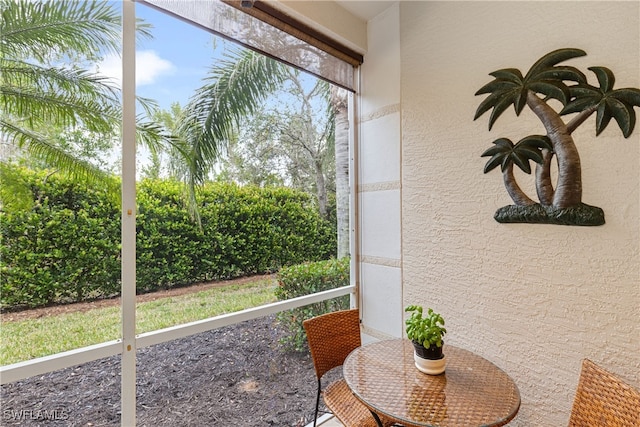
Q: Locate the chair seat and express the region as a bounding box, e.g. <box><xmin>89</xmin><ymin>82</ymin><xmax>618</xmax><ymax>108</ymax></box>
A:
<box><xmin>324</xmin><ymin>379</ymin><xmax>394</xmax><ymax>427</ymax></box>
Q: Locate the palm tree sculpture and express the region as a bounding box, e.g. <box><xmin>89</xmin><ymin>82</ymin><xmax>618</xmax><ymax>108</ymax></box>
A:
<box><xmin>475</xmin><ymin>48</ymin><xmax>640</xmax><ymax>225</ymax></box>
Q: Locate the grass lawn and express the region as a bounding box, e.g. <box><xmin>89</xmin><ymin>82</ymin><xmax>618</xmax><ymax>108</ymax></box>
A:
<box><xmin>0</xmin><ymin>277</ymin><xmax>277</xmax><ymax>365</ymax></box>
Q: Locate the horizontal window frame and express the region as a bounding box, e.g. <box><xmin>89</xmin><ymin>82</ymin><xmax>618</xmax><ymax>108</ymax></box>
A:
<box><xmin>0</xmin><ymin>285</ymin><xmax>355</xmax><ymax>384</ymax></box>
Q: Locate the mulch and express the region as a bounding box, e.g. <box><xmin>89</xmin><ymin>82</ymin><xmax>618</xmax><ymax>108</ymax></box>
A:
<box><xmin>1</xmin><ymin>292</ymin><xmax>340</xmax><ymax>426</ymax></box>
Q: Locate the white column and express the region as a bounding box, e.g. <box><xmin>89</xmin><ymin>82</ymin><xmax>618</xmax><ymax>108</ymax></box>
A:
<box><xmin>121</xmin><ymin>0</ymin><xmax>137</xmax><ymax>425</ymax></box>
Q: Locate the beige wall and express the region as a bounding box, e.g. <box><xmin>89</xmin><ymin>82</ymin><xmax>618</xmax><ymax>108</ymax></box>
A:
<box><xmin>295</xmin><ymin>1</ymin><xmax>639</xmax><ymax>424</ymax></box>
<box><xmin>358</xmin><ymin>3</ymin><xmax>404</xmax><ymax>342</ymax></box>
<box><xmin>398</xmin><ymin>1</ymin><xmax>639</xmax><ymax>426</ymax></box>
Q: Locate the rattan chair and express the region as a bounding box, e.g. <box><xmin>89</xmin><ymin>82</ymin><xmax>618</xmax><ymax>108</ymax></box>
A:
<box><xmin>303</xmin><ymin>309</ymin><xmax>394</xmax><ymax>427</ymax></box>
<box><xmin>568</xmin><ymin>359</ymin><xmax>640</xmax><ymax>427</ymax></box>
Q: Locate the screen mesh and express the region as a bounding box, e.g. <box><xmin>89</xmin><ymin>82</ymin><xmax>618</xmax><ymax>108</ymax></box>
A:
<box><xmin>140</xmin><ymin>0</ymin><xmax>359</xmax><ymax>91</ymax></box>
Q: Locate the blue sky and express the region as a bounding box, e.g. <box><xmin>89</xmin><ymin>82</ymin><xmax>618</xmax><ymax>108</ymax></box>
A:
<box><xmin>97</xmin><ymin>3</ymin><xmax>321</xmax><ymax>112</ymax></box>
<box><xmin>98</xmin><ymin>2</ymin><xmax>224</xmax><ymax>110</ymax></box>
<box><xmin>93</xmin><ymin>3</ymin><xmax>323</xmax><ymax>173</ymax></box>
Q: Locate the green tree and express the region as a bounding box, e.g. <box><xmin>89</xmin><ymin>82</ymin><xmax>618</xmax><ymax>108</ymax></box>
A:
<box><xmin>219</xmin><ymin>69</ymin><xmax>335</xmax><ymax>218</ymax></box>
<box><xmin>217</xmin><ymin>112</ymin><xmax>287</xmax><ymax>187</ymax></box>
<box><xmin>0</xmin><ymin>0</ymin><xmax>166</xmax><ymax>209</ymax></box>
<box><xmin>179</xmin><ymin>46</ymin><xmax>350</xmax><ymax>256</ymax></box>
<box><xmin>475</xmin><ymin>48</ymin><xmax>640</xmax><ymax>225</ymax></box>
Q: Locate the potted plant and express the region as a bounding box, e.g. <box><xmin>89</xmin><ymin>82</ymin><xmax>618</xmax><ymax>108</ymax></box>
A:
<box><xmin>405</xmin><ymin>305</ymin><xmax>447</xmax><ymax>375</ymax></box>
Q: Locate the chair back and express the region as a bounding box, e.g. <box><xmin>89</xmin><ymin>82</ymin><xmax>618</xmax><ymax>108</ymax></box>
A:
<box><xmin>568</xmin><ymin>359</ymin><xmax>640</xmax><ymax>427</ymax></box>
<box><xmin>303</xmin><ymin>308</ymin><xmax>361</xmax><ymax>379</ymax></box>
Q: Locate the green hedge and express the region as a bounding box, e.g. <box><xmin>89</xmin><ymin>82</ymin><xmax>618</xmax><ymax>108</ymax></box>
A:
<box><xmin>0</xmin><ymin>169</ymin><xmax>121</xmax><ymax>308</ymax></box>
<box><xmin>1</xmin><ymin>167</ymin><xmax>337</xmax><ymax>309</ymax></box>
<box><xmin>275</xmin><ymin>257</ymin><xmax>350</xmax><ymax>351</ymax></box>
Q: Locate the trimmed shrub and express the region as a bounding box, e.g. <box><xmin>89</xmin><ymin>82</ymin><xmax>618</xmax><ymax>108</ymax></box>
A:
<box><xmin>136</xmin><ymin>180</ymin><xmax>337</xmax><ymax>290</ymax></box>
<box><xmin>1</xmin><ymin>168</ymin><xmax>337</xmax><ymax>310</ymax></box>
<box><xmin>275</xmin><ymin>257</ymin><xmax>350</xmax><ymax>351</ymax></box>
<box><xmin>0</xmin><ymin>167</ymin><xmax>121</xmax><ymax>308</ymax></box>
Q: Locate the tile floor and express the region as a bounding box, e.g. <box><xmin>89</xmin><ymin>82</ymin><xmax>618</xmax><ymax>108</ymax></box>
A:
<box><xmin>306</xmin><ymin>414</ymin><xmax>343</xmax><ymax>427</ymax></box>
<box><xmin>320</xmin><ymin>417</ymin><xmax>343</xmax><ymax>427</ymax></box>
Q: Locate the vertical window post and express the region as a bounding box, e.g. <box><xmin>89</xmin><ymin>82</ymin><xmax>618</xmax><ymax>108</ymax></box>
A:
<box><xmin>121</xmin><ymin>0</ymin><xmax>137</xmax><ymax>425</ymax></box>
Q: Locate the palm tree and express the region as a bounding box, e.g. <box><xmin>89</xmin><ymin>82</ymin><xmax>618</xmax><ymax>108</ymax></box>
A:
<box><xmin>179</xmin><ymin>46</ymin><xmax>351</xmax><ymax>257</ymax></box>
<box><xmin>562</xmin><ymin>66</ymin><xmax>640</xmax><ymax>137</ymax></box>
<box><xmin>330</xmin><ymin>85</ymin><xmax>350</xmax><ymax>258</ymax></box>
<box><xmin>0</xmin><ymin>0</ymin><xmax>165</xmax><ymax>208</ymax></box>
<box><xmin>475</xmin><ymin>48</ymin><xmax>587</xmax><ymax>208</ymax></box>
<box><xmin>475</xmin><ymin>48</ymin><xmax>640</xmax><ymax>225</ymax></box>
<box><xmin>481</xmin><ymin>136</ymin><xmax>552</xmax><ymax>206</ymax></box>
<box><xmin>1</xmin><ymin>1</ymin><xmax>119</xmax><ymax>183</ymax></box>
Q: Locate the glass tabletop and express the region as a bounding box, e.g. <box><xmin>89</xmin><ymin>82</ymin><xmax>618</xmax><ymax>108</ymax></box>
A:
<box><xmin>343</xmin><ymin>339</ymin><xmax>521</xmax><ymax>427</ymax></box>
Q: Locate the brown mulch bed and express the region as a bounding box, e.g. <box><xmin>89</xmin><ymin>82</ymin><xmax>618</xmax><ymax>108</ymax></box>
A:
<box><xmin>0</xmin><ymin>278</ymin><xmax>339</xmax><ymax>427</ymax></box>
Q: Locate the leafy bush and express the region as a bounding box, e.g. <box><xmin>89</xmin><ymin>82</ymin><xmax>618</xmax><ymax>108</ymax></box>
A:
<box><xmin>1</xmin><ymin>167</ymin><xmax>121</xmax><ymax>308</ymax></box>
<box><xmin>1</xmin><ymin>168</ymin><xmax>337</xmax><ymax>310</ymax></box>
<box><xmin>136</xmin><ymin>180</ymin><xmax>337</xmax><ymax>290</ymax></box>
<box><xmin>275</xmin><ymin>257</ymin><xmax>350</xmax><ymax>351</ymax></box>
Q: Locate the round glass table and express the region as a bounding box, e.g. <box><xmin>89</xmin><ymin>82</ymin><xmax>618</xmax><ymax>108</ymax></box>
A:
<box><xmin>343</xmin><ymin>339</ymin><xmax>521</xmax><ymax>427</ymax></box>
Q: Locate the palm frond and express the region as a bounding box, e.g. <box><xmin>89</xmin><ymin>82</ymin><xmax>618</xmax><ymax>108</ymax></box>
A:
<box><xmin>1</xmin><ymin>118</ymin><xmax>117</xmax><ymax>191</ymax></box>
<box><xmin>474</xmin><ymin>91</ymin><xmax>507</xmax><ymax>120</ymax></box>
<box><xmin>561</xmin><ymin>89</ymin><xmax>599</xmax><ymax>115</ymax></box>
<box><xmin>524</xmin><ymin>48</ymin><xmax>587</xmax><ymax>80</ymax></box>
<box><xmin>488</xmin><ymin>95</ymin><xmax>517</xmax><ymax>130</ymax></box>
<box><xmin>1</xmin><ymin>0</ymin><xmax>121</xmax><ymax>61</ymax></box>
<box><xmin>489</xmin><ymin>68</ymin><xmax>523</xmax><ymax>82</ymax></box>
<box><xmin>2</xmin><ymin>84</ymin><xmax>117</xmax><ymax>134</ymax></box>
<box><xmin>481</xmin><ymin>138</ymin><xmax>513</xmax><ymax>173</ymax></box>
<box><xmin>511</xmin><ymin>152</ymin><xmax>533</xmax><ymax>174</ymax></box>
<box><xmin>563</xmin><ymin>67</ymin><xmax>640</xmax><ymax>137</ymax></box>
<box><xmin>484</xmin><ymin>138</ymin><xmax>514</xmax><ymax>152</ymax></box>
<box><xmin>587</xmin><ymin>66</ymin><xmax>615</xmax><ymax>92</ymax></box>
<box><xmin>475</xmin><ymin>79</ymin><xmax>519</xmax><ymax>96</ymax></box>
<box><xmin>481</xmin><ymin>135</ymin><xmax>549</xmax><ymax>175</ymax></box>
<box><xmin>534</xmin><ymin>66</ymin><xmax>586</xmax><ymax>84</ymax></box>
<box><xmin>483</xmin><ymin>153</ymin><xmax>507</xmax><ymax>173</ymax></box>
<box><xmin>179</xmin><ymin>47</ymin><xmax>290</xmax><ymax>184</ymax></box>
<box><xmin>528</xmin><ymin>80</ymin><xmax>569</xmax><ymax>105</ymax></box>
<box><xmin>612</xmin><ymin>88</ymin><xmax>640</xmax><ymax>106</ymax></box>
<box><xmin>474</xmin><ymin>85</ymin><xmax>525</xmax><ymax>125</ymax></box>
<box><xmin>604</xmin><ymin>97</ymin><xmax>635</xmax><ymax>137</ymax></box>
<box><xmin>513</xmin><ymin>88</ymin><xmax>529</xmax><ymax>114</ymax></box>
<box><xmin>517</xmin><ymin>135</ymin><xmax>553</xmax><ymax>152</ymax></box>
<box><xmin>595</xmin><ymin>102</ymin><xmax>613</xmax><ymax>136</ymax></box>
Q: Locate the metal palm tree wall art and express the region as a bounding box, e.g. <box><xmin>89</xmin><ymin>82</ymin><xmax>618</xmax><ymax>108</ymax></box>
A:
<box><xmin>474</xmin><ymin>48</ymin><xmax>640</xmax><ymax>225</ymax></box>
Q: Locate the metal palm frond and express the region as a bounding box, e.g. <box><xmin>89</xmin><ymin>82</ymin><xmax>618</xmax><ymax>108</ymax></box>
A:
<box><xmin>482</xmin><ymin>135</ymin><xmax>551</xmax><ymax>174</ymax></box>
<box><xmin>561</xmin><ymin>66</ymin><xmax>640</xmax><ymax>138</ymax></box>
<box><xmin>474</xmin><ymin>48</ymin><xmax>587</xmax><ymax>130</ymax></box>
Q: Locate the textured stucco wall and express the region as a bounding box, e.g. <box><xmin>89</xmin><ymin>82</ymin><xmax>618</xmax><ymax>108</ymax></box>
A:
<box><xmin>398</xmin><ymin>2</ymin><xmax>639</xmax><ymax>426</ymax></box>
